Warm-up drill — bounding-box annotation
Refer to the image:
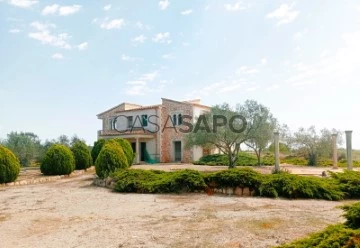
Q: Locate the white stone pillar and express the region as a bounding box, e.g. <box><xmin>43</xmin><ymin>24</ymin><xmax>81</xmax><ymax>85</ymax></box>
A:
<box><xmin>136</xmin><ymin>137</ymin><xmax>140</xmax><ymax>164</ymax></box>
<box><xmin>345</xmin><ymin>131</ymin><xmax>353</xmax><ymax>170</ymax></box>
<box><xmin>332</xmin><ymin>133</ymin><xmax>338</xmax><ymax>169</ymax></box>
<box><xmin>274</xmin><ymin>132</ymin><xmax>280</xmax><ymax>173</ymax></box>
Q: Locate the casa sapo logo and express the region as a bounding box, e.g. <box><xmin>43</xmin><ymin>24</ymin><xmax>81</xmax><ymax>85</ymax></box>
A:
<box><xmin>111</xmin><ymin>114</ymin><xmax>247</xmax><ymax>134</ymax></box>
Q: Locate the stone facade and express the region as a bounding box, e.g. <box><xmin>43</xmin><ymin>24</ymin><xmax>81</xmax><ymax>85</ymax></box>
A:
<box><xmin>97</xmin><ymin>98</ymin><xmax>211</xmax><ymax>163</ymax></box>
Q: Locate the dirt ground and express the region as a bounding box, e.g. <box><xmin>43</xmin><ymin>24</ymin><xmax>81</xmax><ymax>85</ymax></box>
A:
<box><xmin>0</xmin><ymin>173</ymin><xmax>355</xmax><ymax>248</ymax></box>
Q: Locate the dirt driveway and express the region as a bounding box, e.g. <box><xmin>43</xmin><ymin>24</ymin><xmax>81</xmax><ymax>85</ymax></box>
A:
<box><xmin>0</xmin><ymin>174</ymin><xmax>354</xmax><ymax>248</ymax></box>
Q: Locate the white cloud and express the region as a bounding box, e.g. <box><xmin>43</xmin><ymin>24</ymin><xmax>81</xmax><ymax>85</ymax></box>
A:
<box><xmin>182</xmin><ymin>42</ymin><xmax>190</xmax><ymax>47</ymax></box>
<box><xmin>293</xmin><ymin>28</ymin><xmax>308</xmax><ymax>40</ymax></box>
<box><xmin>121</xmin><ymin>54</ymin><xmax>143</xmax><ymax>62</ymax></box>
<box><xmin>236</xmin><ymin>66</ymin><xmax>259</xmax><ymax>74</ymax></box>
<box><xmin>9</xmin><ymin>29</ymin><xmax>21</xmax><ymax>33</ymax></box>
<box><xmin>224</xmin><ymin>2</ymin><xmax>246</xmax><ymax>12</ymax></box>
<box><xmin>77</xmin><ymin>42</ymin><xmax>88</xmax><ymax>50</ymax></box>
<box><xmin>42</xmin><ymin>4</ymin><xmax>81</xmax><ymax>16</ymax></box>
<box><xmin>135</xmin><ymin>21</ymin><xmax>151</xmax><ymax>30</ymax></box>
<box><xmin>100</xmin><ymin>18</ymin><xmax>124</xmax><ymax>30</ymax></box>
<box><xmin>181</xmin><ymin>9</ymin><xmax>193</xmax><ymax>15</ymax></box>
<box><xmin>139</xmin><ymin>71</ymin><xmax>158</xmax><ymax>81</ymax></box>
<box><xmin>159</xmin><ymin>0</ymin><xmax>169</xmax><ymax>10</ymax></box>
<box><xmin>59</xmin><ymin>5</ymin><xmax>81</xmax><ymax>16</ymax></box>
<box><xmin>152</xmin><ymin>32</ymin><xmax>171</xmax><ymax>44</ymax></box>
<box><xmin>103</xmin><ymin>4</ymin><xmax>111</xmax><ymax>11</ymax></box>
<box><xmin>132</xmin><ymin>34</ymin><xmax>147</xmax><ymax>43</ymax></box>
<box><xmin>126</xmin><ymin>71</ymin><xmax>163</xmax><ymax>95</ymax></box>
<box><xmin>28</xmin><ymin>21</ymin><xmax>72</xmax><ymax>49</ymax></box>
<box><xmin>52</xmin><ymin>53</ymin><xmax>63</xmax><ymax>59</ymax></box>
<box><xmin>162</xmin><ymin>53</ymin><xmax>175</xmax><ymax>59</ymax></box>
<box><xmin>260</xmin><ymin>57</ymin><xmax>267</xmax><ymax>65</ymax></box>
<box><xmin>8</xmin><ymin>0</ymin><xmax>38</xmax><ymax>8</ymax></box>
<box><xmin>246</xmin><ymin>86</ymin><xmax>259</xmax><ymax>92</ymax></box>
<box><xmin>286</xmin><ymin>32</ymin><xmax>360</xmax><ymax>89</ymax></box>
<box><xmin>267</xmin><ymin>84</ymin><xmax>280</xmax><ymax>90</ymax></box>
<box><xmin>42</xmin><ymin>4</ymin><xmax>59</xmax><ymax>15</ymax></box>
<box><xmin>266</xmin><ymin>4</ymin><xmax>299</xmax><ymax>25</ymax></box>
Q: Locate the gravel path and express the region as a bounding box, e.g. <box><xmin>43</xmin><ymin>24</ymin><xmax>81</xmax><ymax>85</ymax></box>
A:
<box><xmin>0</xmin><ymin>174</ymin><xmax>354</xmax><ymax>248</ymax></box>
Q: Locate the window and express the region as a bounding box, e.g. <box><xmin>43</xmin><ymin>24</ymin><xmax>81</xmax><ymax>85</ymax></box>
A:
<box><xmin>127</xmin><ymin>116</ymin><xmax>133</xmax><ymax>128</ymax></box>
<box><xmin>178</xmin><ymin>114</ymin><xmax>182</xmax><ymax>125</ymax></box>
<box><xmin>173</xmin><ymin>114</ymin><xmax>177</xmax><ymax>125</ymax></box>
<box><xmin>109</xmin><ymin>118</ymin><xmax>115</xmax><ymax>130</ymax></box>
<box><xmin>141</xmin><ymin>114</ymin><xmax>148</xmax><ymax>127</ymax></box>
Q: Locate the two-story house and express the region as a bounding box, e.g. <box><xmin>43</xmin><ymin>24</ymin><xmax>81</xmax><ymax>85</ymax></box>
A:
<box><xmin>97</xmin><ymin>98</ymin><xmax>211</xmax><ymax>164</ymax></box>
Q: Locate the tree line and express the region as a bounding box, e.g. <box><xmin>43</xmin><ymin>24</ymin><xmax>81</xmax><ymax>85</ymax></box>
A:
<box><xmin>186</xmin><ymin>100</ymin><xmax>343</xmax><ymax>168</ymax></box>
<box><xmin>0</xmin><ymin>99</ymin><xmax>344</xmax><ymax>168</ymax></box>
<box><xmin>0</xmin><ymin>132</ymin><xmax>87</xmax><ymax>167</ymax></box>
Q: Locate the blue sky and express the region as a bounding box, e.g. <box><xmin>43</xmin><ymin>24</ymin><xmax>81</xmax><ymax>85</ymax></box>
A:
<box><xmin>1</xmin><ymin>0</ymin><xmax>360</xmax><ymax>148</ymax></box>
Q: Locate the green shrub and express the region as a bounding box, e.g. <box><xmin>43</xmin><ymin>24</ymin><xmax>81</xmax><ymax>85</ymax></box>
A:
<box><xmin>194</xmin><ymin>153</ymin><xmax>263</xmax><ymax>166</ymax></box>
<box><xmin>329</xmin><ymin>170</ymin><xmax>360</xmax><ymax>198</ymax></box>
<box><xmin>277</xmin><ymin>224</ymin><xmax>360</xmax><ymax>248</ymax></box>
<box><xmin>112</xmin><ymin>138</ymin><xmax>134</xmax><ymax>166</ymax></box>
<box><xmin>91</xmin><ymin>139</ymin><xmax>106</xmax><ymax>163</ymax></box>
<box><xmin>112</xmin><ymin>169</ymin><xmax>206</xmax><ymax>193</ymax></box>
<box><xmin>257</xmin><ymin>173</ymin><xmax>343</xmax><ymax>200</ymax></box>
<box><xmin>95</xmin><ymin>141</ymin><xmax>128</xmax><ymax>178</ymax></box>
<box><xmin>204</xmin><ymin>168</ymin><xmax>263</xmax><ymax>190</ymax></box>
<box><xmin>40</xmin><ymin>144</ymin><xmax>75</xmax><ymax>175</ymax></box>
<box><xmin>342</xmin><ymin>202</ymin><xmax>360</xmax><ymax>229</ymax></box>
<box><xmin>0</xmin><ymin>145</ymin><xmax>21</xmax><ymax>183</ymax></box>
<box><xmin>282</xmin><ymin>156</ymin><xmax>308</xmax><ymax>166</ymax></box>
<box><xmin>71</xmin><ymin>141</ymin><xmax>92</xmax><ymax>170</ymax></box>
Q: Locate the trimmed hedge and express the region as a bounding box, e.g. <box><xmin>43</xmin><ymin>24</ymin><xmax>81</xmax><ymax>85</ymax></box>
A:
<box><xmin>40</xmin><ymin>144</ymin><xmax>75</xmax><ymax>175</ymax></box>
<box><xmin>71</xmin><ymin>141</ymin><xmax>92</xmax><ymax>170</ymax></box>
<box><xmin>112</xmin><ymin>138</ymin><xmax>134</xmax><ymax>166</ymax></box>
<box><xmin>257</xmin><ymin>173</ymin><xmax>344</xmax><ymax>200</ymax></box>
<box><xmin>91</xmin><ymin>139</ymin><xmax>106</xmax><ymax>163</ymax></box>
<box><xmin>112</xmin><ymin>169</ymin><xmax>206</xmax><ymax>193</ymax></box>
<box><xmin>109</xmin><ymin>167</ymin><xmax>360</xmax><ymax>201</ymax></box>
<box><xmin>203</xmin><ymin>168</ymin><xmax>263</xmax><ymax>190</ymax></box>
<box><xmin>0</xmin><ymin>145</ymin><xmax>21</xmax><ymax>183</ymax></box>
<box><xmin>278</xmin><ymin>202</ymin><xmax>360</xmax><ymax>247</ymax></box>
<box><xmin>329</xmin><ymin>170</ymin><xmax>360</xmax><ymax>198</ymax></box>
<box><xmin>95</xmin><ymin>141</ymin><xmax>129</xmax><ymax>178</ymax></box>
<box><xmin>277</xmin><ymin>224</ymin><xmax>360</xmax><ymax>248</ymax></box>
<box><xmin>342</xmin><ymin>202</ymin><xmax>360</xmax><ymax>229</ymax></box>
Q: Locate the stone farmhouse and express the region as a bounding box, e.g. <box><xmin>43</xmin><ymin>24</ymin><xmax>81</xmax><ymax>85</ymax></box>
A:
<box><xmin>97</xmin><ymin>98</ymin><xmax>212</xmax><ymax>164</ymax></box>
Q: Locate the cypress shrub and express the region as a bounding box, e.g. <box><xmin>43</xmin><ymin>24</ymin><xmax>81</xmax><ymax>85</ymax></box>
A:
<box><xmin>112</xmin><ymin>138</ymin><xmax>134</xmax><ymax>166</ymax></box>
<box><xmin>71</xmin><ymin>141</ymin><xmax>92</xmax><ymax>170</ymax></box>
<box><xmin>0</xmin><ymin>145</ymin><xmax>21</xmax><ymax>183</ymax></box>
<box><xmin>91</xmin><ymin>139</ymin><xmax>106</xmax><ymax>163</ymax></box>
<box><xmin>342</xmin><ymin>202</ymin><xmax>360</xmax><ymax>229</ymax></box>
<box><xmin>40</xmin><ymin>144</ymin><xmax>75</xmax><ymax>175</ymax></box>
<box><xmin>95</xmin><ymin>141</ymin><xmax>128</xmax><ymax>178</ymax></box>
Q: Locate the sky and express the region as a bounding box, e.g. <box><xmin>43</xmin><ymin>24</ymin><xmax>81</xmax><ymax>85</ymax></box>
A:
<box><xmin>1</xmin><ymin>0</ymin><xmax>360</xmax><ymax>148</ymax></box>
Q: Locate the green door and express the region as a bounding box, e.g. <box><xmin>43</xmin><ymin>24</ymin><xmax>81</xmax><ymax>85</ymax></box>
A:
<box><xmin>174</xmin><ymin>141</ymin><xmax>182</xmax><ymax>162</ymax></box>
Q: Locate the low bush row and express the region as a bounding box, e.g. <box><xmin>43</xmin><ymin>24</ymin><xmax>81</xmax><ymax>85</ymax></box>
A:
<box><xmin>38</xmin><ymin>138</ymin><xmax>133</xmax><ymax>177</ymax></box>
<box><xmin>112</xmin><ymin>169</ymin><xmax>206</xmax><ymax>193</ymax></box>
<box><xmin>277</xmin><ymin>202</ymin><xmax>360</xmax><ymax>247</ymax></box>
<box><xmin>194</xmin><ymin>153</ymin><xmax>360</xmax><ymax>167</ymax></box>
<box><xmin>111</xmin><ymin>167</ymin><xmax>360</xmax><ymax>201</ymax></box>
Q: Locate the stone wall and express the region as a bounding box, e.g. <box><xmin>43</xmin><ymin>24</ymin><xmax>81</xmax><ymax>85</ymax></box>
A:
<box><xmin>160</xmin><ymin>98</ymin><xmax>193</xmax><ymax>163</ymax></box>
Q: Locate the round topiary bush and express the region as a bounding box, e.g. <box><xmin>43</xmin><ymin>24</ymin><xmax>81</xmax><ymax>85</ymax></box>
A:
<box><xmin>41</xmin><ymin>144</ymin><xmax>75</xmax><ymax>175</ymax></box>
<box><xmin>71</xmin><ymin>141</ymin><xmax>92</xmax><ymax>170</ymax></box>
<box><xmin>91</xmin><ymin>139</ymin><xmax>106</xmax><ymax>163</ymax></box>
<box><xmin>112</xmin><ymin>138</ymin><xmax>134</xmax><ymax>166</ymax></box>
<box><xmin>95</xmin><ymin>141</ymin><xmax>129</xmax><ymax>178</ymax></box>
<box><xmin>0</xmin><ymin>145</ymin><xmax>21</xmax><ymax>183</ymax></box>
